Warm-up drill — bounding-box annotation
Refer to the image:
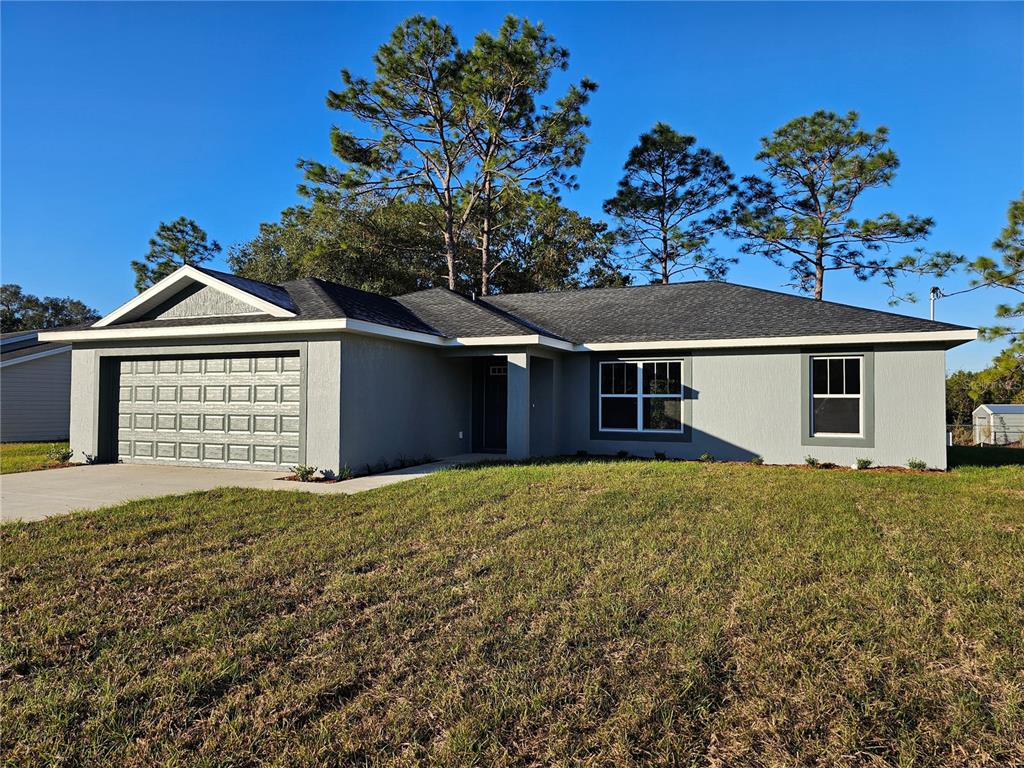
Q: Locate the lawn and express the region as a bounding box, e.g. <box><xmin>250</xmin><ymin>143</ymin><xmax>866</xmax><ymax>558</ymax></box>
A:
<box><xmin>2</xmin><ymin>461</ymin><xmax>1022</xmax><ymax>766</ymax></box>
<box><xmin>0</xmin><ymin>442</ymin><xmax>71</xmax><ymax>474</ymax></box>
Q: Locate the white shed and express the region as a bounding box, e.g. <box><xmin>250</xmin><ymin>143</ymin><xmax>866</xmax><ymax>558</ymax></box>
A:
<box><xmin>972</xmin><ymin>404</ymin><xmax>1024</xmax><ymax>445</ymax></box>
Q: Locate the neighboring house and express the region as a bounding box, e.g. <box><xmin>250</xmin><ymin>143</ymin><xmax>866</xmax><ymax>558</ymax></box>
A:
<box><xmin>1</xmin><ymin>329</ymin><xmax>72</xmax><ymax>442</ymax></box>
<box><xmin>39</xmin><ymin>265</ymin><xmax>976</xmax><ymax>472</ymax></box>
<box><xmin>972</xmin><ymin>404</ymin><xmax>1024</xmax><ymax>446</ymax></box>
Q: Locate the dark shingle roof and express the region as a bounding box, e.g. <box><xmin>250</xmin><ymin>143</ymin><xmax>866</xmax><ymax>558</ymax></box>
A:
<box><xmin>395</xmin><ymin>288</ymin><xmax>537</xmax><ymax>338</ymax></box>
<box><xmin>483</xmin><ymin>281</ymin><xmax>971</xmax><ymax>344</ymax></box>
<box><xmin>195</xmin><ymin>267</ymin><xmax>297</xmax><ymax>312</ymax></box>
<box><xmin>72</xmin><ymin>268</ymin><xmax>973</xmax><ymax>345</ymax></box>
<box><xmin>282</xmin><ymin>278</ymin><xmax>436</xmax><ymax>333</ymax></box>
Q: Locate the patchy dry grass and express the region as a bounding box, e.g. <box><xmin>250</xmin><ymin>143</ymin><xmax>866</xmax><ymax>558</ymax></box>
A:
<box><xmin>2</xmin><ymin>461</ymin><xmax>1022</xmax><ymax>766</ymax></box>
<box><xmin>0</xmin><ymin>442</ymin><xmax>70</xmax><ymax>474</ymax></box>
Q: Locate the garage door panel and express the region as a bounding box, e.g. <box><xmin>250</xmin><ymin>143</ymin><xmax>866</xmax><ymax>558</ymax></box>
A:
<box><xmin>116</xmin><ymin>353</ymin><xmax>302</xmax><ymax>470</ymax></box>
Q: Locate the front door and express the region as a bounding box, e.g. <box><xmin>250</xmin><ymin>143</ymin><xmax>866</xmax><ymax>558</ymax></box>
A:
<box><xmin>482</xmin><ymin>362</ymin><xmax>507</xmax><ymax>452</ymax></box>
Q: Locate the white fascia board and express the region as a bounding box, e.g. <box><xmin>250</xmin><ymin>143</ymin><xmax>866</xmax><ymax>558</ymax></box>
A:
<box><xmin>0</xmin><ymin>345</ymin><xmax>71</xmax><ymax>368</ymax></box>
<box><xmin>93</xmin><ymin>265</ymin><xmax>296</xmax><ymax>327</ymax></box>
<box><xmin>39</xmin><ymin>318</ymin><xmax>450</xmax><ymax>346</ymax></box>
<box><xmin>450</xmin><ymin>334</ymin><xmax>576</xmax><ymax>351</ymax></box>
<box><xmin>580</xmin><ymin>329</ymin><xmax>978</xmax><ymax>351</ymax></box>
<box><xmin>38</xmin><ymin>323</ymin><xmax>977</xmax><ymax>351</ymax></box>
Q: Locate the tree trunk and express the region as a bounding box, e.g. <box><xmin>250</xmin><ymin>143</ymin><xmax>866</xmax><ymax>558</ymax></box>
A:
<box><xmin>480</xmin><ymin>175</ymin><xmax>493</xmax><ymax>296</ymax></box>
<box><xmin>443</xmin><ymin>225</ymin><xmax>457</xmax><ymax>290</ymax></box>
<box><xmin>814</xmin><ymin>249</ymin><xmax>825</xmax><ymax>300</ymax></box>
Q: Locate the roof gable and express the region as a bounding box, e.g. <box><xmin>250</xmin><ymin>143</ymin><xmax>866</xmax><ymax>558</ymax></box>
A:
<box><xmin>93</xmin><ymin>266</ymin><xmax>296</xmax><ymax>327</ymax></box>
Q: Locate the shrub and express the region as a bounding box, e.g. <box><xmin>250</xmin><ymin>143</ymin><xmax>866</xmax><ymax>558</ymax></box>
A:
<box><xmin>654</xmin><ymin>452</ymin><xmax>667</xmax><ymax>461</ymax></box>
<box><xmin>290</xmin><ymin>464</ymin><xmax>318</xmax><ymax>482</ymax></box>
<box><xmin>336</xmin><ymin>465</ymin><xmax>353</xmax><ymax>481</ymax></box>
<box><xmin>907</xmin><ymin>458</ymin><xmax>928</xmax><ymax>471</ymax></box>
<box><xmin>46</xmin><ymin>444</ymin><xmax>73</xmax><ymax>464</ymax></box>
<box><xmin>750</xmin><ymin>455</ymin><xmax>764</xmax><ymax>465</ymax></box>
<box><xmin>804</xmin><ymin>455</ymin><xmax>819</xmax><ymax>468</ymax></box>
<box><xmin>698</xmin><ymin>452</ymin><xmax>715</xmax><ymax>463</ymax></box>
<box><xmin>855</xmin><ymin>458</ymin><xmax>872</xmax><ymax>470</ymax></box>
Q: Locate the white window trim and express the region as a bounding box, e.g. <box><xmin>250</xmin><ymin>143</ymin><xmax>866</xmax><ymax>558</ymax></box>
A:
<box><xmin>598</xmin><ymin>360</ymin><xmax>685</xmax><ymax>434</ymax></box>
<box><xmin>810</xmin><ymin>355</ymin><xmax>864</xmax><ymax>438</ymax></box>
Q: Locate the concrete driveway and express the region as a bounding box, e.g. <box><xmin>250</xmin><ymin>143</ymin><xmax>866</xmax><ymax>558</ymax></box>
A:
<box><xmin>0</xmin><ymin>454</ymin><xmax>494</xmax><ymax>523</ymax></box>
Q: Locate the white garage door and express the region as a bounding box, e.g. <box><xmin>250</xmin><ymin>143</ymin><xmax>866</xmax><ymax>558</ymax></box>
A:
<box><xmin>116</xmin><ymin>354</ymin><xmax>302</xmax><ymax>470</ymax></box>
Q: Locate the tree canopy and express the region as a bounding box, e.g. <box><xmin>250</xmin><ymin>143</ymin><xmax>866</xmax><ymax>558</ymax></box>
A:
<box><xmin>603</xmin><ymin>123</ymin><xmax>735</xmax><ymax>284</ymax></box>
<box><xmin>298</xmin><ymin>15</ymin><xmax>595</xmax><ymax>295</ymax></box>
<box><xmin>228</xmin><ymin>195</ymin><xmax>446</xmax><ymax>296</ymax></box>
<box><xmin>962</xmin><ymin>192</ymin><xmax>1024</xmax><ymax>392</ymax></box>
<box><xmin>459</xmin><ymin>16</ymin><xmax>595</xmax><ymax>294</ymax></box>
<box><xmin>0</xmin><ymin>284</ymin><xmax>100</xmax><ymax>332</ymax></box>
<box><xmin>730</xmin><ymin>110</ymin><xmax>954</xmax><ymax>300</ymax></box>
<box><xmin>131</xmin><ymin>217</ymin><xmax>221</xmax><ymax>292</ymax></box>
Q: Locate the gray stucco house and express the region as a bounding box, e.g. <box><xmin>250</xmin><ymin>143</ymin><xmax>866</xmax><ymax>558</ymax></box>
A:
<box><xmin>40</xmin><ymin>265</ymin><xmax>976</xmax><ymax>471</ymax></box>
<box><xmin>1</xmin><ymin>330</ymin><xmax>72</xmax><ymax>442</ymax></box>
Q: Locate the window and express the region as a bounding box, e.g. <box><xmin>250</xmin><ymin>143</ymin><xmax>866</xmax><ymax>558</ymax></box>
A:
<box><xmin>599</xmin><ymin>360</ymin><xmax>684</xmax><ymax>432</ymax></box>
<box><xmin>810</xmin><ymin>356</ymin><xmax>862</xmax><ymax>435</ymax></box>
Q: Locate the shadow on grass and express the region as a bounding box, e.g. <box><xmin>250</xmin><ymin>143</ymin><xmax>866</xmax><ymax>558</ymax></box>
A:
<box><xmin>948</xmin><ymin>445</ymin><xmax>1024</xmax><ymax>468</ymax></box>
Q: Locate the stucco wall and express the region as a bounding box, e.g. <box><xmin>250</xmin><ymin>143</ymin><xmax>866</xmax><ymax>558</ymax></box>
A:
<box><xmin>558</xmin><ymin>346</ymin><xmax>949</xmax><ymax>469</ymax></box>
<box><xmin>142</xmin><ymin>284</ymin><xmax>260</xmax><ymax>320</ymax></box>
<box><xmin>339</xmin><ymin>335</ymin><xmax>471</xmax><ymax>471</ymax></box>
<box><xmin>1</xmin><ymin>351</ymin><xmax>72</xmax><ymax>441</ymax></box>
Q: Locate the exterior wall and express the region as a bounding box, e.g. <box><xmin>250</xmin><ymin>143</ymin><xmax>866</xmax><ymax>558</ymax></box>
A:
<box><xmin>142</xmin><ymin>284</ymin><xmax>260</xmax><ymax>320</ymax></box>
<box><xmin>67</xmin><ymin>336</ymin><xmax>342</xmax><ymax>470</ymax></box>
<box><xmin>558</xmin><ymin>346</ymin><xmax>949</xmax><ymax>469</ymax></box>
<box><xmin>529</xmin><ymin>356</ymin><xmax>556</xmax><ymax>457</ymax></box>
<box><xmin>1</xmin><ymin>351</ymin><xmax>72</xmax><ymax>441</ymax></box>
<box><xmin>339</xmin><ymin>335</ymin><xmax>471</xmax><ymax>471</ymax></box>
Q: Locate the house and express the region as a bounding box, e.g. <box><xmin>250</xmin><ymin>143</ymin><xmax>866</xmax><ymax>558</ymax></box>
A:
<box><xmin>39</xmin><ymin>265</ymin><xmax>976</xmax><ymax>471</ymax></box>
<box><xmin>1</xmin><ymin>330</ymin><xmax>72</xmax><ymax>442</ymax></box>
<box><xmin>972</xmin><ymin>404</ymin><xmax>1024</xmax><ymax>446</ymax></box>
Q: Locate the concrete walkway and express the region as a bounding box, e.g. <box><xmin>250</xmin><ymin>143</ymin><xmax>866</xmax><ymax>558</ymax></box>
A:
<box><xmin>0</xmin><ymin>454</ymin><xmax>496</xmax><ymax>523</ymax></box>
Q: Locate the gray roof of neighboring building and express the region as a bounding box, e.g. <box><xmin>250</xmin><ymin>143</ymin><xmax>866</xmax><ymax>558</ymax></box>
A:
<box><xmin>483</xmin><ymin>281</ymin><xmax>971</xmax><ymax>343</ymax></box>
<box><xmin>1</xmin><ymin>338</ymin><xmax>69</xmax><ymax>362</ymax></box>
<box><xmin>974</xmin><ymin>404</ymin><xmax>1024</xmax><ymax>415</ymax></box>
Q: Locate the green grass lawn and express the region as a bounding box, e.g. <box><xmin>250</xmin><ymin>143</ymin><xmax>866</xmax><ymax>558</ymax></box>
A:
<box><xmin>2</xmin><ymin>461</ymin><xmax>1022</xmax><ymax>766</ymax></box>
<box><xmin>0</xmin><ymin>442</ymin><xmax>71</xmax><ymax>474</ymax></box>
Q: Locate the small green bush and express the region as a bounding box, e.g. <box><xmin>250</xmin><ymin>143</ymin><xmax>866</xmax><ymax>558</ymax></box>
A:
<box><xmin>907</xmin><ymin>458</ymin><xmax>928</xmax><ymax>471</ymax></box>
<box><xmin>855</xmin><ymin>458</ymin><xmax>872</xmax><ymax>470</ymax></box>
<box><xmin>336</xmin><ymin>465</ymin><xmax>353</xmax><ymax>480</ymax></box>
<box><xmin>46</xmin><ymin>444</ymin><xmax>73</xmax><ymax>464</ymax></box>
<box><xmin>804</xmin><ymin>455</ymin><xmax>819</xmax><ymax>468</ymax></box>
<box><xmin>750</xmin><ymin>455</ymin><xmax>764</xmax><ymax>465</ymax></box>
<box><xmin>291</xmin><ymin>464</ymin><xmax>318</xmax><ymax>482</ymax></box>
<box><xmin>698</xmin><ymin>452</ymin><xmax>715</xmax><ymax>463</ymax></box>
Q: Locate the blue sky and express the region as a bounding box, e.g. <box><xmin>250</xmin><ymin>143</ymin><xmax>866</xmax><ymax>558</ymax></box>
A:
<box><xmin>2</xmin><ymin>1</ymin><xmax>1021</xmax><ymax>370</ymax></box>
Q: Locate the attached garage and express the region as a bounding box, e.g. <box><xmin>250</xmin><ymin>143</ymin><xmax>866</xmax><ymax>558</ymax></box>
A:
<box><xmin>115</xmin><ymin>353</ymin><xmax>303</xmax><ymax>470</ymax></box>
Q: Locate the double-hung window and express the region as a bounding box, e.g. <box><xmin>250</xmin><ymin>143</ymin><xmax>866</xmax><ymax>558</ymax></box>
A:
<box><xmin>599</xmin><ymin>360</ymin><xmax>684</xmax><ymax>432</ymax></box>
<box><xmin>810</xmin><ymin>356</ymin><xmax>862</xmax><ymax>436</ymax></box>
